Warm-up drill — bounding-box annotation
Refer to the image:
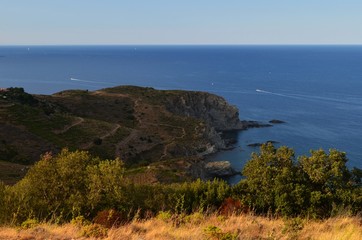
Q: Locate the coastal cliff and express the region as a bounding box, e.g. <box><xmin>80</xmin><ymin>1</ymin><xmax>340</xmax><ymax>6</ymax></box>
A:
<box><xmin>165</xmin><ymin>91</ymin><xmax>244</xmax><ymax>131</ymax></box>
<box><xmin>0</xmin><ymin>86</ymin><xmax>265</xmax><ymax>183</ymax></box>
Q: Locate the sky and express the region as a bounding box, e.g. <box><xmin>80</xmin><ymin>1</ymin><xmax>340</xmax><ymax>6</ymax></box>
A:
<box><xmin>1</xmin><ymin>0</ymin><xmax>362</xmax><ymax>45</ymax></box>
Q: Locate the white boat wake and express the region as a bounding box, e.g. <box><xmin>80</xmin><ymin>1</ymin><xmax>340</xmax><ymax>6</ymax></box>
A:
<box><xmin>256</xmin><ymin>89</ymin><xmax>272</xmax><ymax>94</ymax></box>
<box><xmin>70</xmin><ymin>77</ymin><xmax>94</xmax><ymax>83</ymax></box>
<box><xmin>256</xmin><ymin>89</ymin><xmax>288</xmax><ymax>97</ymax></box>
<box><xmin>255</xmin><ymin>88</ymin><xmax>362</xmax><ymax>106</ymax></box>
<box><xmin>69</xmin><ymin>77</ymin><xmax>113</xmax><ymax>85</ymax></box>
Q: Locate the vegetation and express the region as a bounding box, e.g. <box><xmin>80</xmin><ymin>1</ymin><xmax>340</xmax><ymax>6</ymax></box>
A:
<box><xmin>239</xmin><ymin>143</ymin><xmax>361</xmax><ymax>218</ymax></box>
<box><xmin>0</xmin><ymin>215</ymin><xmax>361</xmax><ymax>239</ymax></box>
<box><xmin>1</xmin><ymin>87</ymin><xmax>360</xmax><ymax>238</ymax></box>
<box><xmin>0</xmin><ymin>144</ymin><xmax>360</xmax><ymax>228</ymax></box>
<box><xmin>0</xmin><ymin>87</ymin><xmax>38</xmax><ymax>105</ymax></box>
<box><xmin>0</xmin><ymin>145</ymin><xmax>360</xmax><ymax>239</ymax></box>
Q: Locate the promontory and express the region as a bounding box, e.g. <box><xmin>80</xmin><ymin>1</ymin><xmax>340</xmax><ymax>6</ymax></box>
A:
<box><xmin>0</xmin><ymin>86</ymin><xmax>266</xmax><ymax>184</ymax></box>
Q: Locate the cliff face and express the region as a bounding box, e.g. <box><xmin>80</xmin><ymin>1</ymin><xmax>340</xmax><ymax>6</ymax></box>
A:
<box><xmin>165</xmin><ymin>91</ymin><xmax>245</xmax><ymax>131</ymax></box>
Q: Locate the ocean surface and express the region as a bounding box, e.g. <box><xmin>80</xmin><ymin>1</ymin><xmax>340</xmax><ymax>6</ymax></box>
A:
<box><xmin>1</xmin><ymin>45</ymin><xmax>362</xmax><ymax>183</ymax></box>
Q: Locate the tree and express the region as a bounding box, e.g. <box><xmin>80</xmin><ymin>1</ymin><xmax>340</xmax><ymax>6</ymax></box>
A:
<box><xmin>10</xmin><ymin>149</ymin><xmax>125</xmax><ymax>222</ymax></box>
<box><xmin>87</xmin><ymin>159</ymin><xmax>125</xmax><ymax>212</ymax></box>
<box><xmin>241</xmin><ymin>143</ymin><xmax>302</xmax><ymax>215</ymax></box>
<box><xmin>299</xmin><ymin>149</ymin><xmax>355</xmax><ymax>217</ymax></box>
<box><xmin>238</xmin><ymin>144</ymin><xmax>361</xmax><ymax>218</ymax></box>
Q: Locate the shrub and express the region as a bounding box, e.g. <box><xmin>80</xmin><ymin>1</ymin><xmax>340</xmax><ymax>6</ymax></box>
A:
<box><xmin>93</xmin><ymin>137</ymin><xmax>102</xmax><ymax>145</ymax></box>
<box><xmin>238</xmin><ymin>143</ymin><xmax>361</xmax><ymax>218</ymax></box>
<box><xmin>241</xmin><ymin>143</ymin><xmax>297</xmax><ymax>215</ymax></box>
<box><xmin>203</xmin><ymin>225</ymin><xmax>238</xmax><ymax>240</ymax></box>
<box><xmin>184</xmin><ymin>211</ymin><xmax>204</xmax><ymax>224</ymax></box>
<box><xmin>70</xmin><ymin>216</ymin><xmax>90</xmax><ymax>227</ymax></box>
<box><xmin>156</xmin><ymin>211</ymin><xmax>172</xmax><ymax>222</ymax></box>
<box><xmin>21</xmin><ymin>219</ymin><xmax>39</xmax><ymax>229</ymax></box>
<box><xmin>219</xmin><ymin>197</ymin><xmax>243</xmax><ymax>216</ymax></box>
<box><xmin>81</xmin><ymin>224</ymin><xmax>108</xmax><ymax>238</ymax></box>
<box><xmin>93</xmin><ymin>209</ymin><xmax>124</xmax><ymax>228</ymax></box>
<box><xmin>9</xmin><ymin>149</ymin><xmax>125</xmax><ymax>223</ymax></box>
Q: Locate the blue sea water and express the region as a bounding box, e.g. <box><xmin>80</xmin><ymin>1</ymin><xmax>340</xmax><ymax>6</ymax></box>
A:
<box><xmin>1</xmin><ymin>45</ymin><xmax>362</xmax><ymax>180</ymax></box>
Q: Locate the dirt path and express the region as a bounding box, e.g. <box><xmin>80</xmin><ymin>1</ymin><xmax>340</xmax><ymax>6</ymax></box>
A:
<box><xmin>54</xmin><ymin>117</ymin><xmax>84</xmax><ymax>134</ymax></box>
<box><xmin>100</xmin><ymin>124</ymin><xmax>121</xmax><ymax>139</ymax></box>
<box><xmin>81</xmin><ymin>123</ymin><xmax>121</xmax><ymax>150</ymax></box>
<box><xmin>115</xmin><ymin>128</ymin><xmax>140</xmax><ymax>157</ymax></box>
<box><xmin>160</xmin><ymin>124</ymin><xmax>186</xmax><ymax>160</ymax></box>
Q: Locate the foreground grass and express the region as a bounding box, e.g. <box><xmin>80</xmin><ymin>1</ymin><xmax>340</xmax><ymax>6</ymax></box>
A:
<box><xmin>0</xmin><ymin>214</ymin><xmax>360</xmax><ymax>240</ymax></box>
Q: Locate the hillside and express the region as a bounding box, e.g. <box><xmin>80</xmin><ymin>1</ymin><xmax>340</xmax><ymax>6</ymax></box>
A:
<box><xmin>0</xmin><ymin>86</ymin><xmax>265</xmax><ymax>183</ymax></box>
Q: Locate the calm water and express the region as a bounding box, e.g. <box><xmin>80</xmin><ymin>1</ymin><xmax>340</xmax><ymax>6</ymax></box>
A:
<box><xmin>1</xmin><ymin>45</ymin><xmax>362</xmax><ymax>181</ymax></box>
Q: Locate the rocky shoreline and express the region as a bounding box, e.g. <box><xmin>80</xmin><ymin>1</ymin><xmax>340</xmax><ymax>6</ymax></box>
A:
<box><xmin>189</xmin><ymin>122</ymin><xmax>275</xmax><ymax>180</ymax></box>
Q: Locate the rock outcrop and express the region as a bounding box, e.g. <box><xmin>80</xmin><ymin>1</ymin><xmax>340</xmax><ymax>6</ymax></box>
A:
<box><xmin>269</xmin><ymin>119</ymin><xmax>285</xmax><ymax>124</ymax></box>
<box><xmin>204</xmin><ymin>161</ymin><xmax>237</xmax><ymax>177</ymax></box>
<box><xmin>165</xmin><ymin>91</ymin><xmax>257</xmax><ymax>131</ymax></box>
<box><xmin>189</xmin><ymin>160</ymin><xmax>238</xmax><ymax>180</ymax></box>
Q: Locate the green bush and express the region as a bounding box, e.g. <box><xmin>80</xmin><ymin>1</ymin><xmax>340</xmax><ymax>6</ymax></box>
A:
<box><xmin>203</xmin><ymin>225</ymin><xmax>238</xmax><ymax>240</ymax></box>
<box><xmin>21</xmin><ymin>219</ymin><xmax>39</xmax><ymax>229</ymax></box>
<box><xmin>81</xmin><ymin>224</ymin><xmax>108</xmax><ymax>238</ymax></box>
<box><xmin>156</xmin><ymin>211</ymin><xmax>172</xmax><ymax>222</ymax></box>
<box><xmin>8</xmin><ymin>149</ymin><xmax>126</xmax><ymax>223</ymax></box>
<box><xmin>5</xmin><ymin>87</ymin><xmax>38</xmax><ymax>105</ymax></box>
<box><xmin>237</xmin><ymin>143</ymin><xmax>361</xmax><ymax>218</ymax></box>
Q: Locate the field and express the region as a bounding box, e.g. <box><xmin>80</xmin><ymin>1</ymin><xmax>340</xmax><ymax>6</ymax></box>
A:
<box><xmin>0</xmin><ymin>214</ymin><xmax>360</xmax><ymax>239</ymax></box>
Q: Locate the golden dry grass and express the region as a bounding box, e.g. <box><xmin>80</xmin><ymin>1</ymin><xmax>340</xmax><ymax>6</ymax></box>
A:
<box><xmin>0</xmin><ymin>223</ymin><xmax>82</xmax><ymax>240</ymax></box>
<box><xmin>0</xmin><ymin>214</ymin><xmax>361</xmax><ymax>240</ymax></box>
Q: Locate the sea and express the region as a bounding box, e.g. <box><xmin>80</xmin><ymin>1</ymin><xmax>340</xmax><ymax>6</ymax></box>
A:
<box><xmin>1</xmin><ymin>45</ymin><xmax>362</xmax><ymax>183</ymax></box>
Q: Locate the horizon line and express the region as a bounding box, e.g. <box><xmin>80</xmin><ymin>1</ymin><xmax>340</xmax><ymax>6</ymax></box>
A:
<box><xmin>1</xmin><ymin>43</ymin><xmax>362</xmax><ymax>47</ymax></box>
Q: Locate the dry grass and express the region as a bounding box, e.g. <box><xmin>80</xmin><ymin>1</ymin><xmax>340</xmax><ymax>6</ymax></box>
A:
<box><xmin>0</xmin><ymin>214</ymin><xmax>361</xmax><ymax>240</ymax></box>
<box><xmin>0</xmin><ymin>223</ymin><xmax>82</xmax><ymax>240</ymax></box>
<box><xmin>299</xmin><ymin>217</ymin><xmax>362</xmax><ymax>240</ymax></box>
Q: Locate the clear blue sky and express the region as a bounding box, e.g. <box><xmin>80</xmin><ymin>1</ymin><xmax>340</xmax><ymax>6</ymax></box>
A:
<box><xmin>1</xmin><ymin>0</ymin><xmax>362</xmax><ymax>45</ymax></box>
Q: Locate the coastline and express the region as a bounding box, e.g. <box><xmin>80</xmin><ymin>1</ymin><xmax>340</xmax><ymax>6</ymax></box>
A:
<box><xmin>0</xmin><ymin>86</ymin><xmax>273</xmax><ymax>184</ymax></box>
<box><xmin>192</xmin><ymin>121</ymin><xmax>275</xmax><ymax>182</ymax></box>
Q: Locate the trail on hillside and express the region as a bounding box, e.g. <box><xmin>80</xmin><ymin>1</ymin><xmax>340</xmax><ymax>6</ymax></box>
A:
<box><xmin>54</xmin><ymin>117</ymin><xmax>84</xmax><ymax>134</ymax></box>
<box><xmin>160</xmin><ymin>124</ymin><xmax>186</xmax><ymax>160</ymax></box>
<box><xmin>133</xmin><ymin>98</ymin><xmax>188</xmax><ymax>160</ymax></box>
<box><xmin>115</xmin><ymin>128</ymin><xmax>140</xmax><ymax>157</ymax></box>
<box><xmin>100</xmin><ymin>124</ymin><xmax>121</xmax><ymax>139</ymax></box>
<box><xmin>113</xmin><ymin>97</ymin><xmax>189</xmax><ymax>160</ymax></box>
<box><xmin>82</xmin><ymin>123</ymin><xmax>121</xmax><ymax>150</ymax></box>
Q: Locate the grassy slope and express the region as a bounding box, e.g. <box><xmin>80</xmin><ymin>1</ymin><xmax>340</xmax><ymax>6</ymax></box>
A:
<box><xmin>0</xmin><ymin>215</ymin><xmax>360</xmax><ymax>239</ymax></box>
<box><xmin>0</xmin><ymin>86</ymin><xmax>208</xmax><ymax>184</ymax></box>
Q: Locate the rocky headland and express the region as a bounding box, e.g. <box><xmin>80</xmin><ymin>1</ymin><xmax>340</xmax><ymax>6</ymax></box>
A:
<box><xmin>0</xmin><ymin>86</ymin><xmax>270</xmax><ymax>183</ymax></box>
